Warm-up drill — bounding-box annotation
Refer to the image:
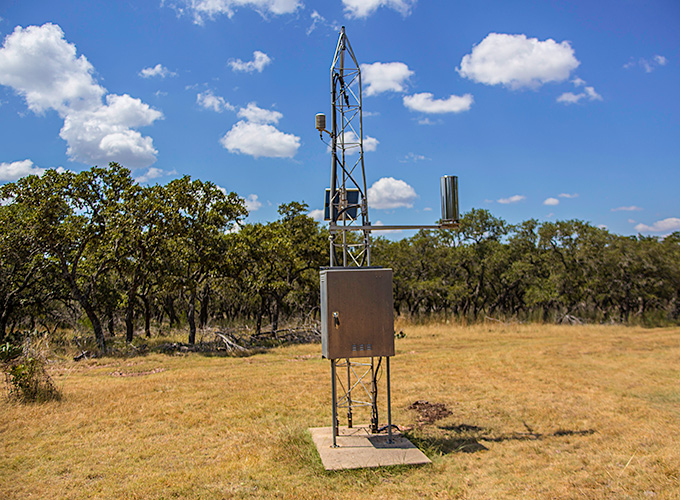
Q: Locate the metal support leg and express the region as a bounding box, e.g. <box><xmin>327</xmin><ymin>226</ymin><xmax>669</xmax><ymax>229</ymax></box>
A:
<box><xmin>386</xmin><ymin>356</ymin><xmax>393</xmax><ymax>444</ymax></box>
<box><xmin>346</xmin><ymin>358</ymin><xmax>353</xmax><ymax>428</ymax></box>
<box><xmin>370</xmin><ymin>357</ymin><xmax>378</xmax><ymax>433</ymax></box>
<box><xmin>331</xmin><ymin>359</ymin><xmax>338</xmax><ymax>447</ymax></box>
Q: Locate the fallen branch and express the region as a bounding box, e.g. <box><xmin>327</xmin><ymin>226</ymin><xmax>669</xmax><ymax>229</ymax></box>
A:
<box><xmin>214</xmin><ymin>332</ymin><xmax>248</xmax><ymax>352</ymax></box>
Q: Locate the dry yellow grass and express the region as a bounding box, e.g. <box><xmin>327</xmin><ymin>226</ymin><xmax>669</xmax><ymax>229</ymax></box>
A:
<box><xmin>1</xmin><ymin>323</ymin><xmax>679</xmax><ymax>499</ymax></box>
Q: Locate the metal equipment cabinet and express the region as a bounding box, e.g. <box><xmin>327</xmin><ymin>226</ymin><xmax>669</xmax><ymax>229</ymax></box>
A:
<box><xmin>320</xmin><ymin>268</ymin><xmax>394</xmax><ymax>359</ymax></box>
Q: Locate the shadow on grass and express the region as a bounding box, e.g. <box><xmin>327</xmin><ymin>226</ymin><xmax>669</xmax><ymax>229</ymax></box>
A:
<box><xmin>405</xmin><ymin>423</ymin><xmax>596</xmax><ymax>457</ymax></box>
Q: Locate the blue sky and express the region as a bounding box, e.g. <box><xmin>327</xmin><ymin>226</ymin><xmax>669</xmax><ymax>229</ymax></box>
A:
<box><xmin>1</xmin><ymin>0</ymin><xmax>678</xmax><ymax>237</ymax></box>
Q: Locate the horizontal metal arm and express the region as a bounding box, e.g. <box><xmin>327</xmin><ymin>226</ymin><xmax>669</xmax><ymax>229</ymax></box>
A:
<box><xmin>329</xmin><ymin>223</ymin><xmax>459</xmax><ymax>232</ymax></box>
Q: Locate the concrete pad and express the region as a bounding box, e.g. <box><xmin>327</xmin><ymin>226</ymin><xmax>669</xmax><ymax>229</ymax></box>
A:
<box><xmin>309</xmin><ymin>426</ymin><xmax>432</xmax><ymax>471</ymax></box>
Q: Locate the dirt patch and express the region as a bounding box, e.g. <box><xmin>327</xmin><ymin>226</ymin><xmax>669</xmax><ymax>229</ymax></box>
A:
<box><xmin>408</xmin><ymin>400</ymin><xmax>452</xmax><ymax>425</ymax></box>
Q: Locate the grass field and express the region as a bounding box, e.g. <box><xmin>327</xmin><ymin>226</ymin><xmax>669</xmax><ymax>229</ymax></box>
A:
<box><xmin>2</xmin><ymin>323</ymin><xmax>679</xmax><ymax>499</ymax></box>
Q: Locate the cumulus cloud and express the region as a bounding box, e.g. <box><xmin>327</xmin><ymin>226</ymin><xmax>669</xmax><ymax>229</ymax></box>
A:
<box><xmin>634</xmin><ymin>218</ymin><xmax>680</xmax><ymax>233</ymax></box>
<box><xmin>139</xmin><ymin>64</ymin><xmax>176</xmax><ymax>78</ymax></box>
<box><xmin>497</xmin><ymin>194</ymin><xmax>526</xmax><ymax>204</ymax></box>
<box><xmin>197</xmin><ymin>90</ymin><xmax>234</xmax><ymax>112</ymax></box>
<box><xmin>612</xmin><ymin>205</ymin><xmax>643</xmax><ymax>212</ymax></box>
<box><xmin>624</xmin><ymin>55</ymin><xmax>668</xmax><ymax>73</ymax></box>
<box><xmin>228</xmin><ymin>51</ymin><xmax>272</xmax><ymax>73</ymax></box>
<box><xmin>368</xmin><ymin>177</ymin><xmax>417</xmax><ymax>209</ymax></box>
<box><xmin>458</xmin><ymin>33</ymin><xmax>580</xmax><ymax>90</ymax></box>
<box><xmin>135</xmin><ymin>167</ymin><xmax>177</xmax><ymax>184</ymax></box>
<box><xmin>373</xmin><ymin>220</ymin><xmax>403</xmax><ymax>234</ymax></box>
<box><xmin>331</xmin><ymin>130</ymin><xmax>379</xmax><ymax>155</ymax></box>
<box><xmin>221</xmin><ymin>121</ymin><xmax>299</xmax><ymax>158</ymax></box>
<box><xmin>244</xmin><ymin>194</ymin><xmax>262</xmax><ymax>212</ymax></box>
<box><xmin>557</xmin><ymin>77</ymin><xmax>602</xmax><ymax>104</ymax></box>
<box><xmin>237</xmin><ymin>102</ymin><xmax>281</xmax><ymax>124</ymax></box>
<box><xmin>403</xmin><ymin>92</ymin><xmax>473</xmax><ymax>113</ymax></box>
<box><xmin>308</xmin><ymin>208</ymin><xmax>324</xmax><ymax>221</ymax></box>
<box><xmin>361</xmin><ymin>62</ymin><xmax>413</xmax><ymax>96</ymax></box>
<box><xmin>59</xmin><ymin>94</ymin><xmax>162</xmax><ymax>167</ymax></box>
<box><xmin>166</xmin><ymin>0</ymin><xmax>303</xmax><ymax>24</ymax></box>
<box><xmin>343</xmin><ymin>0</ymin><xmax>416</xmax><ymax>19</ymax></box>
<box><xmin>543</xmin><ymin>197</ymin><xmax>559</xmax><ymax>206</ymax></box>
<box><xmin>0</xmin><ymin>159</ymin><xmax>65</xmax><ymax>181</ymax></box>
<box><xmin>559</xmin><ymin>193</ymin><xmax>578</xmax><ymax>198</ymax></box>
<box><xmin>220</xmin><ymin>103</ymin><xmax>299</xmax><ymax>158</ymax></box>
<box><xmin>307</xmin><ymin>10</ymin><xmax>339</xmax><ymax>35</ymax></box>
<box><xmin>0</xmin><ymin>23</ymin><xmax>162</xmax><ymax>167</ymax></box>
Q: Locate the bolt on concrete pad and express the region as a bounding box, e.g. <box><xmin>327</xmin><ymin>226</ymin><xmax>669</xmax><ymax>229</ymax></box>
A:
<box><xmin>309</xmin><ymin>426</ymin><xmax>431</xmax><ymax>471</ymax></box>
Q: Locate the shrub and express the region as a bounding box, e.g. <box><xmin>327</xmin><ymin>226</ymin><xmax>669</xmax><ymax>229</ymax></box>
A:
<box><xmin>2</xmin><ymin>333</ymin><xmax>61</xmax><ymax>403</ymax></box>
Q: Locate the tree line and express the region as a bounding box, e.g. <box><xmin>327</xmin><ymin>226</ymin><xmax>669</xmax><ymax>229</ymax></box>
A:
<box><xmin>1</xmin><ymin>164</ymin><xmax>678</xmax><ymax>350</ymax></box>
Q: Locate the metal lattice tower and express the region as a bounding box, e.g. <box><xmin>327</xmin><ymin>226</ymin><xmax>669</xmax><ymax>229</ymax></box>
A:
<box><xmin>317</xmin><ymin>27</ymin><xmax>393</xmax><ymax>447</ymax></box>
<box><xmin>328</xmin><ymin>27</ymin><xmax>371</xmax><ymax>268</ymax></box>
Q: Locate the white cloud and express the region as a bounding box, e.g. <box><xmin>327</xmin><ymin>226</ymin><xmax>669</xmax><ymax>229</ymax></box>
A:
<box><xmin>307</xmin><ymin>10</ymin><xmax>340</xmax><ymax>35</ymax></box>
<box><xmin>308</xmin><ymin>208</ymin><xmax>324</xmax><ymax>221</ymax></box>
<box><xmin>399</xmin><ymin>152</ymin><xmax>429</xmax><ymax>163</ymax></box>
<box><xmin>59</xmin><ymin>93</ymin><xmax>162</xmax><ymax>167</ymax></box>
<box><xmin>221</xmin><ymin>102</ymin><xmax>299</xmax><ymax>158</ymax></box>
<box><xmin>557</xmin><ymin>77</ymin><xmax>602</xmax><ymax>105</ymax></box>
<box><xmin>221</xmin><ymin>121</ymin><xmax>299</xmax><ymax>158</ymax></box>
<box><xmin>368</xmin><ymin>177</ymin><xmax>417</xmax><ymax>209</ymax></box>
<box><xmin>556</xmin><ymin>92</ymin><xmax>583</xmax><ymax>104</ymax></box>
<box><xmin>497</xmin><ymin>194</ymin><xmax>526</xmax><ymax>204</ymax></box>
<box><xmin>543</xmin><ymin>197</ymin><xmax>559</xmax><ymax>206</ymax></box>
<box><xmin>237</xmin><ymin>102</ymin><xmax>281</xmax><ymax>124</ymax></box>
<box><xmin>361</xmin><ymin>62</ymin><xmax>413</xmax><ymax>96</ymax></box>
<box><xmin>0</xmin><ymin>23</ymin><xmax>162</xmax><ymax>167</ymax></box>
<box><xmin>135</xmin><ymin>167</ymin><xmax>176</xmax><ymax>184</ymax></box>
<box><xmin>373</xmin><ymin>220</ymin><xmax>403</xmax><ymax>234</ymax></box>
<box><xmin>403</xmin><ymin>92</ymin><xmax>473</xmax><ymax>113</ymax></box>
<box><xmin>0</xmin><ymin>23</ymin><xmax>104</xmax><ymax>114</ymax></box>
<box><xmin>654</xmin><ymin>55</ymin><xmax>667</xmax><ymax>66</ymax></box>
<box><xmin>458</xmin><ymin>33</ymin><xmax>580</xmax><ymax>90</ymax></box>
<box><xmin>229</xmin><ymin>51</ymin><xmax>272</xmax><ymax>73</ymax></box>
<box><xmin>167</xmin><ymin>0</ymin><xmax>303</xmax><ymax>24</ymax></box>
<box><xmin>197</xmin><ymin>90</ymin><xmax>234</xmax><ymax>112</ymax></box>
<box><xmin>635</xmin><ymin>218</ymin><xmax>680</xmax><ymax>233</ymax></box>
<box><xmin>0</xmin><ymin>159</ymin><xmax>65</xmax><ymax>181</ymax></box>
<box><xmin>331</xmin><ymin>130</ymin><xmax>379</xmax><ymax>155</ymax></box>
<box><xmin>244</xmin><ymin>194</ymin><xmax>262</xmax><ymax>212</ymax></box>
<box><xmin>139</xmin><ymin>64</ymin><xmax>176</xmax><ymax>79</ymax></box>
<box><xmin>625</xmin><ymin>55</ymin><xmax>668</xmax><ymax>73</ymax></box>
<box><xmin>559</xmin><ymin>193</ymin><xmax>578</xmax><ymax>198</ymax></box>
<box><xmin>417</xmin><ymin>117</ymin><xmax>440</xmax><ymax>126</ymax></box>
<box><xmin>342</xmin><ymin>0</ymin><xmax>416</xmax><ymax>19</ymax></box>
<box><xmin>612</xmin><ymin>205</ymin><xmax>643</xmax><ymax>212</ymax></box>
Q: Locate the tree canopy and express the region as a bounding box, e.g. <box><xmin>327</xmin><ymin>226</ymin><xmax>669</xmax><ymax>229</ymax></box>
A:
<box><xmin>1</xmin><ymin>165</ymin><xmax>678</xmax><ymax>349</ymax></box>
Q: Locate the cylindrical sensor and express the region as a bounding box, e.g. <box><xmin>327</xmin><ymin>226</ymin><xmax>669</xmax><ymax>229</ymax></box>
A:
<box><xmin>315</xmin><ymin>113</ymin><xmax>326</xmax><ymax>132</ymax></box>
<box><xmin>440</xmin><ymin>175</ymin><xmax>459</xmax><ymax>222</ymax></box>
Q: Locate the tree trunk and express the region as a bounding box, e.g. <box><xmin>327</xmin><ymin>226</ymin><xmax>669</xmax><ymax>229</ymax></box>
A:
<box><xmin>125</xmin><ymin>294</ymin><xmax>135</xmax><ymax>343</ymax></box>
<box><xmin>255</xmin><ymin>294</ymin><xmax>266</xmax><ymax>335</ymax></box>
<box><xmin>188</xmin><ymin>290</ymin><xmax>197</xmax><ymax>345</ymax></box>
<box><xmin>0</xmin><ymin>300</ymin><xmax>12</xmax><ymax>342</ymax></box>
<box><xmin>143</xmin><ymin>295</ymin><xmax>151</xmax><ymax>337</ymax></box>
<box><xmin>272</xmin><ymin>296</ymin><xmax>280</xmax><ymax>333</ymax></box>
<box><xmin>81</xmin><ymin>299</ymin><xmax>106</xmax><ymax>351</ymax></box>
<box><xmin>107</xmin><ymin>308</ymin><xmax>115</xmax><ymax>337</ymax></box>
<box><xmin>198</xmin><ymin>282</ymin><xmax>210</xmax><ymax>329</ymax></box>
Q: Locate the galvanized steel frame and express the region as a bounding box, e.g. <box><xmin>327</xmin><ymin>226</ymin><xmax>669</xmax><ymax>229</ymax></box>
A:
<box><xmin>326</xmin><ymin>27</ymin><xmax>392</xmax><ymax>447</ymax></box>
